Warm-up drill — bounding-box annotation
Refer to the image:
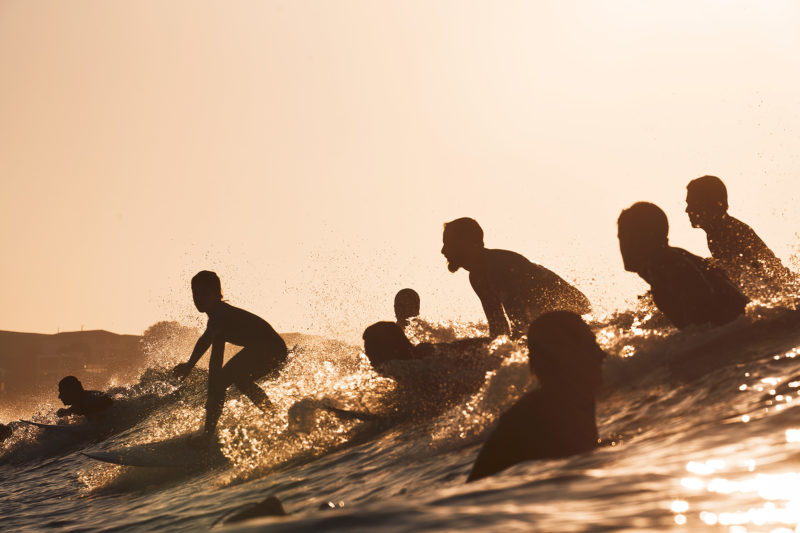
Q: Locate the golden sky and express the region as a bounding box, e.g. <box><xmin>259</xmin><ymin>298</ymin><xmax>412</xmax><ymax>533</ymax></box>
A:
<box><xmin>1</xmin><ymin>1</ymin><xmax>799</xmax><ymax>341</ymax></box>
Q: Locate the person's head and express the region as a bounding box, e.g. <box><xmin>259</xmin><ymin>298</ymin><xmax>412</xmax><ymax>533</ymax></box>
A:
<box><xmin>362</xmin><ymin>321</ymin><xmax>414</xmax><ymax>370</ymax></box>
<box><xmin>191</xmin><ymin>270</ymin><xmax>223</xmax><ymax>312</ymax></box>
<box><xmin>394</xmin><ymin>288</ymin><xmax>420</xmax><ymax>324</ymax></box>
<box><xmin>527</xmin><ymin>311</ymin><xmax>605</xmax><ymax>394</ymax></box>
<box><xmin>58</xmin><ymin>375</ymin><xmax>84</xmax><ymax>405</ymax></box>
<box><xmin>617</xmin><ymin>202</ymin><xmax>669</xmax><ymax>275</ymax></box>
<box><xmin>441</xmin><ymin>217</ymin><xmax>485</xmax><ymax>272</ymax></box>
<box><xmin>686</xmin><ymin>175</ymin><xmax>729</xmax><ymax>228</ymax></box>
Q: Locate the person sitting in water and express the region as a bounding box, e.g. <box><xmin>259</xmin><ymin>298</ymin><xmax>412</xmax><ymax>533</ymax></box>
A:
<box><xmin>56</xmin><ymin>376</ymin><xmax>113</xmax><ymax>419</ymax></box>
<box><xmin>686</xmin><ymin>175</ymin><xmax>792</xmax><ymax>292</ymax></box>
<box><xmin>394</xmin><ymin>288</ymin><xmax>420</xmax><ymax>329</ymax></box>
<box><xmin>467</xmin><ymin>311</ymin><xmax>604</xmax><ymax>482</ymax></box>
<box><xmin>173</xmin><ymin>270</ymin><xmax>288</xmax><ymax>439</ymax></box>
<box><xmin>441</xmin><ymin>218</ymin><xmax>591</xmax><ymax>339</ymax></box>
<box><xmin>618</xmin><ymin>202</ymin><xmax>748</xmax><ymax>329</ymax></box>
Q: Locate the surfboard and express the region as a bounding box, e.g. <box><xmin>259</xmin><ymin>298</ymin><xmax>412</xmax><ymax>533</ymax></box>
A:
<box><xmin>82</xmin><ymin>435</ymin><xmax>228</xmax><ymax>468</ymax></box>
<box><xmin>20</xmin><ymin>420</ymin><xmax>98</xmax><ymax>436</ymax></box>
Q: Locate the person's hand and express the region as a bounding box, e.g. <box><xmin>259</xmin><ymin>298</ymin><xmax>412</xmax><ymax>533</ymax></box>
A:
<box><xmin>173</xmin><ymin>362</ymin><xmax>192</xmax><ymax>380</ymax></box>
<box><xmin>56</xmin><ymin>408</ymin><xmax>69</xmax><ymax>417</ymax></box>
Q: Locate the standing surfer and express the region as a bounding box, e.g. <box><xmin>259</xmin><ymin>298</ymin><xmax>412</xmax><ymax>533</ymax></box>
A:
<box><xmin>173</xmin><ymin>271</ymin><xmax>288</xmax><ymax>439</ymax></box>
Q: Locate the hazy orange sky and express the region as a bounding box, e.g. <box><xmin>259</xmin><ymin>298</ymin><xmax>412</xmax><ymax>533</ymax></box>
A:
<box><xmin>2</xmin><ymin>1</ymin><xmax>799</xmax><ymax>341</ymax></box>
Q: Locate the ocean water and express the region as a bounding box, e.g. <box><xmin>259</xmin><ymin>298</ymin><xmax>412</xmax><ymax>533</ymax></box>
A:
<box><xmin>3</xmin><ymin>298</ymin><xmax>800</xmax><ymax>532</ymax></box>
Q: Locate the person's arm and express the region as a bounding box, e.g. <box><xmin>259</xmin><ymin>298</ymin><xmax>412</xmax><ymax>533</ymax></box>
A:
<box><xmin>173</xmin><ymin>330</ymin><xmax>214</xmax><ymax>379</ymax></box>
<box><xmin>471</xmin><ymin>273</ymin><xmax>509</xmax><ymax>339</ymax></box>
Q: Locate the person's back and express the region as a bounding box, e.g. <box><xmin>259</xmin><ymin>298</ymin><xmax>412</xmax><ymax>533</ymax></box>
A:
<box><xmin>686</xmin><ymin>175</ymin><xmax>790</xmax><ymax>289</ymax></box>
<box><xmin>618</xmin><ymin>202</ymin><xmax>747</xmax><ymax>330</ymax></box>
<box><xmin>467</xmin><ymin>312</ymin><xmax>603</xmax><ymax>482</ymax></box>
<box><xmin>442</xmin><ymin>218</ymin><xmax>591</xmax><ymax>339</ymax></box>
<box><xmin>479</xmin><ymin>248</ymin><xmax>591</xmax><ymax>333</ymax></box>
<box><xmin>646</xmin><ymin>246</ymin><xmax>748</xmax><ymax>329</ymax></box>
<box><xmin>207</xmin><ymin>301</ymin><xmax>286</xmax><ymax>352</ymax></box>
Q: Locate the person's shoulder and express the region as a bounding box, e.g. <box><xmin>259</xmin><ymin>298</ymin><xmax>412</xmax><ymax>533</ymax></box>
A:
<box><xmin>500</xmin><ymin>389</ymin><xmax>546</xmax><ymax>422</ymax></box>
<box><xmin>725</xmin><ymin>215</ymin><xmax>758</xmax><ymax>236</ymax></box>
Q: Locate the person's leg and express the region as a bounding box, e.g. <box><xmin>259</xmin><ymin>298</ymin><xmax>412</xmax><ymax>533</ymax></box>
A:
<box><xmin>204</xmin><ymin>341</ymin><xmax>233</xmax><ymax>435</ymax></box>
<box><xmin>222</xmin><ymin>347</ymin><xmax>273</xmax><ymax>413</ymax></box>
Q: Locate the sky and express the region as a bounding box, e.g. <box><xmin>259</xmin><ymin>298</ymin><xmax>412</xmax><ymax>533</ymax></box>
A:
<box><xmin>1</xmin><ymin>1</ymin><xmax>799</xmax><ymax>341</ymax></box>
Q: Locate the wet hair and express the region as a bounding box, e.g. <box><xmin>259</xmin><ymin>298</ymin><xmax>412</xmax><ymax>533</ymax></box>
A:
<box><xmin>617</xmin><ymin>202</ymin><xmax>669</xmax><ymax>246</ymax></box>
<box><xmin>687</xmin><ymin>175</ymin><xmax>728</xmax><ymax>211</ymax></box>
<box><xmin>527</xmin><ymin>311</ymin><xmax>605</xmax><ymax>394</ymax></box>
<box><xmin>191</xmin><ymin>270</ymin><xmax>223</xmax><ymax>299</ymax></box>
<box><xmin>58</xmin><ymin>375</ymin><xmax>83</xmax><ymax>392</ymax></box>
<box><xmin>443</xmin><ymin>218</ymin><xmax>484</xmax><ymax>247</ymax></box>
<box><xmin>362</xmin><ymin>321</ymin><xmax>414</xmax><ymax>368</ymax></box>
<box><xmin>394</xmin><ymin>288</ymin><xmax>420</xmax><ymax>321</ymax></box>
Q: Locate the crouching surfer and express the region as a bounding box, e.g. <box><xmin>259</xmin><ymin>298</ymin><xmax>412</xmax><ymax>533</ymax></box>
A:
<box><xmin>56</xmin><ymin>375</ymin><xmax>113</xmax><ymax>421</ymax></box>
<box><xmin>467</xmin><ymin>312</ymin><xmax>604</xmax><ymax>482</ymax></box>
<box><xmin>173</xmin><ymin>270</ymin><xmax>288</xmax><ymax>441</ymax></box>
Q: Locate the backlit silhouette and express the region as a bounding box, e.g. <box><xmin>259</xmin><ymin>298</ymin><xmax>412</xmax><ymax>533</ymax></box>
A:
<box><xmin>467</xmin><ymin>312</ymin><xmax>603</xmax><ymax>482</ymax></box>
<box><xmin>686</xmin><ymin>175</ymin><xmax>792</xmax><ymax>292</ymax></box>
<box><xmin>618</xmin><ymin>202</ymin><xmax>748</xmax><ymax>329</ymax></box>
<box><xmin>173</xmin><ymin>271</ymin><xmax>288</xmax><ymax>439</ymax></box>
<box><xmin>441</xmin><ymin>217</ymin><xmax>591</xmax><ymax>339</ymax></box>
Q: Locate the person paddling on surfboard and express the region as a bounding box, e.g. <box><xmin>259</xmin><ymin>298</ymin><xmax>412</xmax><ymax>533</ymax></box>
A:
<box><xmin>56</xmin><ymin>376</ymin><xmax>113</xmax><ymax>420</ymax></box>
<box><xmin>173</xmin><ymin>270</ymin><xmax>288</xmax><ymax>440</ymax></box>
<box><xmin>441</xmin><ymin>218</ymin><xmax>592</xmax><ymax>339</ymax></box>
<box><xmin>617</xmin><ymin>202</ymin><xmax>748</xmax><ymax>329</ymax></box>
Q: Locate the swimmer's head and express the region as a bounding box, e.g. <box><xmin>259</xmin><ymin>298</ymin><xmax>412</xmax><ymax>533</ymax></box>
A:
<box><xmin>58</xmin><ymin>375</ymin><xmax>84</xmax><ymax>405</ymax></box>
<box><xmin>527</xmin><ymin>311</ymin><xmax>605</xmax><ymax>394</ymax></box>
<box><xmin>686</xmin><ymin>175</ymin><xmax>728</xmax><ymax>228</ymax></box>
<box><xmin>394</xmin><ymin>288</ymin><xmax>420</xmax><ymax>324</ymax></box>
<box><xmin>442</xmin><ymin>217</ymin><xmax>484</xmax><ymax>273</ymax></box>
<box><xmin>191</xmin><ymin>270</ymin><xmax>223</xmax><ymax>312</ymax></box>
<box><xmin>617</xmin><ymin>202</ymin><xmax>669</xmax><ymax>275</ymax></box>
<box><xmin>362</xmin><ymin>321</ymin><xmax>414</xmax><ymax>371</ymax></box>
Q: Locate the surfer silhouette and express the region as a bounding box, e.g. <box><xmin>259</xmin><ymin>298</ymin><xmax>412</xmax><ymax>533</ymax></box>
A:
<box><xmin>56</xmin><ymin>376</ymin><xmax>113</xmax><ymax>419</ymax></box>
<box><xmin>467</xmin><ymin>311</ymin><xmax>604</xmax><ymax>482</ymax></box>
<box><xmin>394</xmin><ymin>288</ymin><xmax>420</xmax><ymax>329</ymax></box>
<box><xmin>618</xmin><ymin>202</ymin><xmax>748</xmax><ymax>329</ymax></box>
<box><xmin>441</xmin><ymin>218</ymin><xmax>591</xmax><ymax>339</ymax></box>
<box><xmin>173</xmin><ymin>271</ymin><xmax>288</xmax><ymax>439</ymax></box>
<box><xmin>686</xmin><ymin>175</ymin><xmax>792</xmax><ymax>292</ymax></box>
<box><xmin>361</xmin><ymin>321</ymin><xmax>496</xmax><ymax>419</ymax></box>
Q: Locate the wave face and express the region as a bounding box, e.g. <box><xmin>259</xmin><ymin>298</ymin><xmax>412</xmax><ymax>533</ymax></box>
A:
<box><xmin>3</xmin><ymin>301</ymin><xmax>800</xmax><ymax>532</ymax></box>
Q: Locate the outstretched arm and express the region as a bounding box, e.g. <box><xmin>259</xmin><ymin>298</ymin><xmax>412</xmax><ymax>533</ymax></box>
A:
<box><xmin>174</xmin><ymin>331</ymin><xmax>213</xmax><ymax>378</ymax></box>
<box><xmin>471</xmin><ymin>273</ymin><xmax>509</xmax><ymax>338</ymax></box>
